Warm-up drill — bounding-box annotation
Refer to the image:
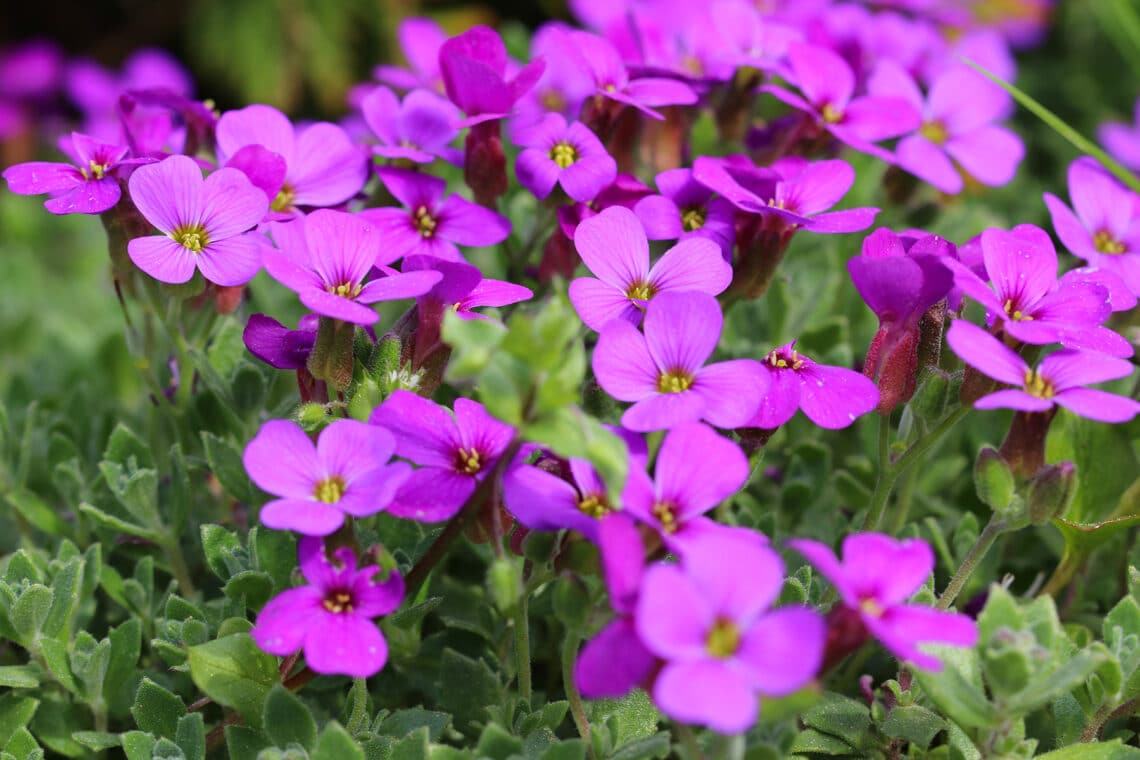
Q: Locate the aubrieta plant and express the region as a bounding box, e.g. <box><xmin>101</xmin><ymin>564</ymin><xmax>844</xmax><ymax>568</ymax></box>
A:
<box><xmin>9</xmin><ymin>1</ymin><xmax>1140</xmax><ymax>759</ymax></box>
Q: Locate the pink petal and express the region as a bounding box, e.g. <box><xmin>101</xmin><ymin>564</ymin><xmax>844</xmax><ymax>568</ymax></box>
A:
<box><xmin>749</xmin><ymin>366</ymin><xmax>801</xmax><ymax>429</ymax></box>
<box><xmin>787</xmin><ymin>42</ymin><xmax>853</xmax><ymax>110</ymax></box>
<box><xmin>787</xmin><ymin>538</ymin><xmax>857</xmax><ymax>606</ymax></box>
<box><xmin>215</xmin><ymin>104</ymin><xmax>296</xmax><ymax>166</ymax></box>
<box><xmin>691</xmin><ymin>359</ymin><xmax>767</xmax><ymax>429</ymax></box>
<box><xmin>974</xmin><ymin>389</ymin><xmax>1054</xmax><ymax>413</ymax></box>
<box><xmin>798</xmin><ymin>364</ymin><xmax>879</xmax><ymax>429</ymax></box>
<box><xmin>290</xmin><ymin>122</ymin><xmax>369</xmax><ymax>207</ymax></box>
<box><xmin>387</xmin><ymin>468</ymin><xmax>476</xmax><ymax>522</ymax></box>
<box><xmin>200</xmin><ymin>167</ymin><xmax>269</xmax><ymax>239</ymax></box>
<box><xmin>260</xmin><ymin>499</ymin><xmax>345</xmax><ymax>536</ymax></box>
<box><xmin>251</xmin><ymin>587</ymin><xmax>323</xmax><ymax>655</ymax></box>
<box><xmin>243</xmin><ymin>419</ymin><xmax>321</xmax><ymax>498</ymax></box>
<box><xmin>437</xmin><ymin>194</ymin><xmax>511</xmax><ymax>246</ymax></box>
<box><xmin>569</xmin><ymin>277</ymin><xmax>642</xmax><ymax>332</ymax></box>
<box><xmin>944</xmin><ymin>126</ymin><xmax>1024</xmax><ymax>187</ymax></box>
<box><xmin>643</xmin><ymin>291</ymin><xmax>721</xmax><ymax>375</ymax></box>
<box><xmin>574</xmin><ymin>206</ymin><xmax>649</xmax><ymax>289</ymax></box>
<box><xmin>896</xmin><ymin>135</ymin><xmax>961</xmax><ymax>194</ymax></box>
<box><xmin>636</xmin><ymin>564</ymin><xmax>713</xmax><ymax>658</ymax></box>
<box><xmin>128</xmin><ymin>235</ymin><xmax>197</xmax><ymax>284</ymax></box>
<box><xmin>318</xmin><ymin>419</ymin><xmax>395</xmax><ymax>482</ymax></box>
<box><xmin>621</xmin><ymin>392</ymin><xmax>707</xmax><ymax>432</ymax></box>
<box><xmin>945</xmin><ymin>320</ymin><xmax>1027</xmax><ymax>385</ymax></box>
<box><xmin>1054</xmin><ymin>388</ymin><xmax>1140</xmax><ymax>423</ymax></box>
<box><xmin>371</xmin><ymin>390</ymin><xmax>459</xmax><ymax>468</ymax></box>
<box><xmin>593</xmin><ymin>320</ymin><xmax>658</xmax><ymax>401</ymax></box>
<box><xmin>303</xmin><ymin>614</ymin><xmax>388</xmax><ymax>677</ymax></box>
<box><xmin>865</xmin><ymin>605</ymin><xmax>978</xmax><ymax>672</ymax></box>
<box><xmin>197</xmin><ymin>235</ymin><xmax>264</xmax><ymax>287</ymax></box>
<box><xmin>652</xmin><ymin>660</ymin><xmax>757</xmax><ymax>734</ymax></box>
<box><xmin>1044</xmin><ymin>193</ymin><xmax>1096</xmax><ymax>260</ymax></box>
<box><xmin>648</xmin><ymin>237</ymin><xmax>733</xmax><ymax>295</ymax></box>
<box><xmin>655</xmin><ymin>423</ymin><xmax>748</xmax><ymax>520</ymax></box>
<box><xmin>128</xmin><ymin>154</ymin><xmax>201</xmax><ymax>234</ymax></box>
<box><xmin>575</xmin><ymin>618</ymin><xmax>656</xmax><ymax>698</ymax></box>
<box><xmin>736</xmin><ymin>607</ymin><xmax>824</xmax><ymax>695</ymax></box>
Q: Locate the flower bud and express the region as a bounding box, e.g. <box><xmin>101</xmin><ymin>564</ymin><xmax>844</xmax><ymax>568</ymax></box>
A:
<box><xmin>487</xmin><ymin>557</ymin><xmax>521</xmax><ymax>614</ymax></box>
<box><xmin>974</xmin><ymin>446</ymin><xmax>1015</xmax><ymax>512</ymax></box>
<box><xmin>1025</xmin><ymin>461</ymin><xmax>1077</xmax><ymax>524</ymax></box>
<box><xmin>464</xmin><ymin>122</ymin><xmax>507</xmax><ymax>207</ymax></box>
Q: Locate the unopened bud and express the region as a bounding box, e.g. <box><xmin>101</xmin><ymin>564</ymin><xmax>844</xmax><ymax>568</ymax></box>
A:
<box><xmin>296</xmin><ymin>402</ymin><xmax>330</xmax><ymax>431</ymax></box>
<box><xmin>487</xmin><ymin>557</ymin><xmax>521</xmax><ymax>614</ymax></box>
<box><xmin>370</xmin><ymin>334</ymin><xmax>403</xmax><ymax>377</ymax></box>
<box><xmin>909</xmin><ymin>370</ymin><xmax>952</xmax><ymax>427</ymax></box>
<box><xmin>974</xmin><ymin>447</ymin><xmax>1015</xmax><ymax>512</ymax></box>
<box><xmin>1026</xmin><ymin>461</ymin><xmax>1077</xmax><ymax>524</ymax></box>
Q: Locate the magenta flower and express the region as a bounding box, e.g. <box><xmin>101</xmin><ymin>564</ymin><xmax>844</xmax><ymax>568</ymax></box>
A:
<box><xmin>622</xmin><ymin>423</ymin><xmax>749</xmax><ymax>550</ymax></box>
<box><xmin>244</xmin><ymin>419</ymin><xmax>411</xmax><ymax>535</ymax></box>
<box><xmin>868</xmin><ymin>62</ymin><xmax>1023</xmax><ymax>194</ymax></box>
<box><xmin>633</xmin><ymin>168</ymin><xmax>736</xmax><ymax>259</ymax></box>
<box><xmin>762</xmin><ymin>43</ymin><xmax>921</xmax><ymax>161</ymax></box>
<box><xmin>243</xmin><ymin>314</ymin><xmax>317</xmax><ymax>370</ymax></box>
<box><xmin>702</xmin><ymin>2</ymin><xmax>801</xmax><ymax>78</ymax></box>
<box><xmin>749</xmin><ymin>342</ymin><xmax>879</xmax><ymax>430</ymax></box>
<box><xmin>359</xmin><ymin>167</ymin><xmax>511</xmax><ymax>262</ymax></box>
<box><xmin>439</xmin><ymin>26</ymin><xmax>545</xmax><ymax>127</ymax></box>
<box><xmin>215</xmin><ymin>104</ymin><xmax>368</xmax><ymax>215</ymax></box>
<box><xmin>126</xmin><ymin>155</ymin><xmax>269</xmax><ymax>286</ymax></box>
<box><xmin>369</xmin><ymin>391</ymin><xmax>515</xmax><ymax>522</ymax></box>
<box><xmin>263</xmin><ymin>210</ymin><xmax>443</xmax><ymax>325</ymax></box>
<box><xmin>361</xmin><ymin>86</ymin><xmax>462</xmax><ymax>165</ymax></box>
<box><xmin>1099</xmin><ymin>99</ymin><xmax>1140</xmax><ymax>171</ymax></box>
<box><xmin>1044</xmin><ymin>157</ymin><xmax>1140</xmax><ymax>297</ymax></box>
<box><xmin>403</xmin><ymin>255</ymin><xmax>532</xmax><ymax>321</ymax></box>
<box><xmin>946</xmin><ymin>320</ymin><xmax>1140</xmax><ymax>423</ymax></box>
<box><xmin>568</xmin><ymin>207</ymin><xmax>732</xmax><ymax>331</ymax></box>
<box><xmin>374</xmin><ymin>17</ymin><xmax>447</xmax><ymax>93</ymax></box>
<box><xmin>515</xmin><ymin>113</ymin><xmax>616</xmax><ymax>202</ymax></box>
<box><xmin>251</xmin><ymin>538</ymin><xmax>404</xmax><ymax>677</ymax></box>
<box><xmin>511</xmin><ymin>23</ymin><xmax>596</xmax><ymax>134</ymax></box>
<box><xmin>790</xmin><ymin>533</ymin><xmax>978</xmax><ymax>671</ymax></box>
<box><xmin>637</xmin><ymin>533</ymin><xmax>824</xmax><ymax>733</ymax></box>
<box><xmin>593</xmin><ymin>291</ymin><xmax>768</xmax><ymax>431</ymax></box>
<box><xmin>3</xmin><ymin>132</ymin><xmax>133</xmax><ymax>214</ymax></box>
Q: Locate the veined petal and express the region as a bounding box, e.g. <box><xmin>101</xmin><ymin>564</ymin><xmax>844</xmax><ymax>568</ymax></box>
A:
<box><xmin>593</xmin><ymin>320</ymin><xmax>658</xmax><ymax>401</ymax></box>
<box><xmin>574</xmin><ymin>206</ymin><xmax>650</xmax><ymax>290</ymax></box>
<box><xmin>129</xmin><ymin>154</ymin><xmax>202</xmax><ymax>233</ymax></box>
<box><xmin>945</xmin><ymin>320</ymin><xmax>1027</xmax><ymax>385</ymax></box>
<box><xmin>128</xmin><ymin>235</ymin><xmax>198</xmax><ymax>284</ymax></box>
<box><xmin>569</xmin><ymin>277</ymin><xmax>642</xmax><ymax>332</ymax></box>
<box><xmin>1054</xmin><ymin>388</ymin><xmax>1140</xmax><ymax>423</ymax></box>
<box><xmin>200</xmin><ymin>167</ymin><xmax>269</xmax><ymax>239</ymax></box>
<box><xmin>647</xmin><ymin>237</ymin><xmax>732</xmax><ymax>295</ymax></box>
<box><xmin>370</xmin><ymin>389</ymin><xmax>459</xmax><ymax>468</ymax></box>
<box><xmin>644</xmin><ymin>291</ymin><xmax>722</xmax><ymax>375</ymax></box>
<box><xmin>691</xmin><ymin>359</ymin><xmax>767</xmax><ymax>429</ymax></box>
<box><xmin>197</xmin><ymin>235</ymin><xmax>264</xmax><ymax>287</ymax></box>
<box><xmin>655</xmin><ymin>423</ymin><xmax>748</xmax><ymax>519</ymax></box>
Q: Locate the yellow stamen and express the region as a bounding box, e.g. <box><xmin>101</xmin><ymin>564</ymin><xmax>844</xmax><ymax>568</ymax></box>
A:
<box><xmin>549</xmin><ymin>141</ymin><xmax>578</xmax><ymax>169</ymax></box>
<box><xmin>577</xmin><ymin>494</ymin><xmax>613</xmax><ymax>519</ymax></box>
<box><xmin>626</xmin><ymin>280</ymin><xmax>657</xmax><ymax>302</ymax></box>
<box><xmin>1024</xmin><ymin>368</ymin><xmax>1055</xmax><ymax>399</ymax></box>
<box><xmin>414</xmin><ymin>206</ymin><xmax>438</xmax><ymax>238</ymax></box>
<box><xmin>271</xmin><ymin>183</ymin><xmax>296</xmax><ymax>213</ymax></box>
<box><xmin>1093</xmin><ymin>229</ymin><xmax>1126</xmax><ymax>254</ymax></box>
<box><xmin>919</xmin><ymin>120</ymin><xmax>948</xmax><ymax>145</ymax></box>
<box><xmin>652</xmin><ymin>501</ymin><xmax>678</xmax><ymax>532</ymax></box>
<box><xmin>705</xmin><ymin>618</ymin><xmax>741</xmax><ymax>658</ymax></box>
<box><xmin>1003</xmin><ymin>299</ymin><xmax>1034</xmax><ymax>322</ymax></box>
<box><xmin>322</xmin><ymin>591</ymin><xmax>354</xmax><ymax>613</ymax></box>
<box><xmin>173</xmin><ymin>223</ymin><xmax>209</xmax><ymax>253</ymax></box>
<box><xmin>765</xmin><ymin>348</ymin><xmax>804</xmax><ymax>370</ymax></box>
<box><xmin>313</xmin><ymin>475</ymin><xmax>347</xmax><ymax>504</ymax></box>
<box><xmin>456</xmin><ymin>447</ymin><xmax>482</xmax><ymax>475</ymax></box>
<box><xmin>821</xmin><ymin>103</ymin><xmax>843</xmax><ymax>124</ymax></box>
<box><xmin>681</xmin><ymin>206</ymin><xmax>707</xmax><ymax>232</ymax></box>
<box><xmin>656</xmin><ymin>370</ymin><xmax>694</xmax><ymax>394</ymax></box>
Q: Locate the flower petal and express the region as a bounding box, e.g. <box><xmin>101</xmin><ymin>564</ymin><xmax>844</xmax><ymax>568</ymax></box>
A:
<box><xmin>656</xmin><ymin>423</ymin><xmax>748</xmax><ymax>520</ymax></box>
<box><xmin>128</xmin><ymin>235</ymin><xmax>198</xmax><ymax>285</ymax></box>
<box><xmin>736</xmin><ymin>607</ymin><xmax>824</xmax><ymax>695</ymax></box>
<box><xmin>593</xmin><ymin>320</ymin><xmax>658</xmax><ymax>401</ymax></box>
<box><xmin>303</xmin><ymin>614</ymin><xmax>388</xmax><ymax>677</ymax></box>
<box><xmin>387</xmin><ymin>468</ymin><xmax>475</xmax><ymax>522</ymax></box>
<box><xmin>652</xmin><ymin>660</ymin><xmax>757</xmax><ymax>734</ymax></box>
<box><xmin>574</xmin><ymin>206</ymin><xmax>649</xmax><ymax>289</ymax></box>
<box><xmin>260</xmin><ymin>499</ymin><xmax>345</xmax><ymax>536</ymax></box>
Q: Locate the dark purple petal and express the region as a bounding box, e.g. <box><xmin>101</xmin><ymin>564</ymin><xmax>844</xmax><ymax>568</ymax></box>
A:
<box><xmin>242</xmin><ymin>313</ymin><xmax>314</xmax><ymax>370</ymax></box>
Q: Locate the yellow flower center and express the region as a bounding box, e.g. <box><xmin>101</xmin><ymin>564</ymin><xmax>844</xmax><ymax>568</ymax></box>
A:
<box><xmin>540</xmin><ymin>90</ymin><xmax>566</xmax><ymax>112</ymax></box>
<box><xmin>1003</xmin><ymin>299</ymin><xmax>1034</xmax><ymax>322</ymax></box>
<box><xmin>80</xmin><ymin>159</ymin><xmax>109</xmax><ymax>181</ymax></box>
<box><xmin>456</xmin><ymin>447</ymin><xmax>482</xmax><ymax>475</ymax></box>
<box><xmin>1024</xmin><ymin>368</ymin><xmax>1055</xmax><ymax>399</ymax></box>
<box><xmin>860</xmin><ymin>597</ymin><xmax>884</xmax><ymax>617</ymax></box>
<box><xmin>656</xmin><ymin>370</ymin><xmax>694</xmax><ymax>394</ymax></box>
<box><xmin>766</xmin><ymin>348</ymin><xmax>804</xmax><ymax>370</ymax></box>
<box><xmin>652</xmin><ymin>501</ymin><xmax>679</xmax><ymax>532</ymax></box>
<box><xmin>414</xmin><ymin>206</ymin><xmax>438</xmax><ymax>238</ymax></box>
<box><xmin>1093</xmin><ymin>229</ymin><xmax>1126</xmax><ymax>254</ymax></box>
<box><xmin>821</xmin><ymin>103</ymin><xmax>843</xmax><ymax>124</ymax></box>
<box><xmin>271</xmin><ymin>183</ymin><xmax>296</xmax><ymax>213</ymax></box>
<box><xmin>577</xmin><ymin>494</ymin><xmax>613</xmax><ymax>519</ymax></box>
<box><xmin>328</xmin><ymin>281</ymin><xmax>363</xmax><ymax>299</ymax></box>
<box><xmin>705</xmin><ymin>618</ymin><xmax>741</xmax><ymax>658</ymax></box>
<box><xmin>680</xmin><ymin>206</ymin><xmax>707</xmax><ymax>232</ymax></box>
<box><xmin>322</xmin><ymin>591</ymin><xmax>354</xmax><ymax>614</ymax></box>
<box><xmin>549</xmin><ymin>141</ymin><xmax>578</xmax><ymax>169</ymax></box>
<box><xmin>920</xmin><ymin>120</ymin><xmax>948</xmax><ymax>145</ymax></box>
<box><xmin>313</xmin><ymin>475</ymin><xmax>347</xmax><ymax>504</ymax></box>
<box><xmin>626</xmin><ymin>280</ymin><xmax>657</xmax><ymax>302</ymax></box>
<box><xmin>174</xmin><ymin>223</ymin><xmax>209</xmax><ymax>253</ymax></box>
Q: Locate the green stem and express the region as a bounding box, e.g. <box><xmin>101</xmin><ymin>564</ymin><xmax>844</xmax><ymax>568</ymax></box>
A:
<box><xmin>347</xmin><ymin>678</ymin><xmax>370</xmax><ymax>735</ymax></box>
<box><xmin>162</xmin><ymin>535</ymin><xmax>197</xmax><ymax>597</ymax></box>
<box><xmin>937</xmin><ymin>514</ymin><xmax>1008</xmax><ymax>610</ymax></box>
<box><xmin>562</xmin><ymin>632</ymin><xmax>597</xmax><ymax>760</ymax></box>
<box><xmin>862</xmin><ymin>415</ymin><xmax>893</xmax><ymax>531</ymax></box>
<box><xmin>514</xmin><ymin>592</ymin><xmax>532</xmax><ymax>707</ymax></box>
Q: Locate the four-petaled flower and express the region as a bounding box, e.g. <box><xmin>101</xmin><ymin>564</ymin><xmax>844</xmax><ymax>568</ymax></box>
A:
<box><xmin>2</xmin><ymin>131</ymin><xmax>139</xmax><ymax>215</ymax></box>
<box><xmin>515</xmin><ymin>113</ymin><xmax>617</xmax><ymax>201</ymax></box>
<box><xmin>749</xmin><ymin>341</ymin><xmax>880</xmax><ymax>430</ymax></box>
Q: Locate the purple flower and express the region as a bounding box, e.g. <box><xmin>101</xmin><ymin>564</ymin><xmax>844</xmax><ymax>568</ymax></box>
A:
<box><xmin>374</xmin><ymin>17</ymin><xmax>447</xmax><ymax>93</ymax></box>
<box><xmin>251</xmin><ymin>538</ymin><xmax>404</xmax><ymax>677</ymax></box>
<box><xmin>369</xmin><ymin>391</ymin><xmax>515</xmax><ymax>521</ymax></box>
<box><xmin>403</xmin><ymin>255</ymin><xmax>532</xmax><ymax>321</ymax></box>
<box><xmin>263</xmin><ymin>210</ymin><xmax>443</xmax><ymax>325</ymax></box>
<box><xmin>790</xmin><ymin>533</ymin><xmax>979</xmax><ymax>671</ymax></box>
<box><xmin>868</xmin><ymin>62</ymin><xmax>1022</xmax><ymax>194</ymax></box>
<box><xmin>3</xmin><ymin>132</ymin><xmax>132</xmax><ymax>215</ymax></box>
<box><xmin>637</xmin><ymin>533</ymin><xmax>824</xmax><ymax>732</ymax></box>
<box><xmin>568</xmin><ymin>207</ymin><xmax>732</xmax><ymax>331</ymax></box>
<box><xmin>126</xmin><ymin>155</ymin><xmax>269</xmax><ymax>286</ymax></box>
<box><xmin>749</xmin><ymin>342</ymin><xmax>879</xmax><ymax>430</ymax></box>
<box><xmin>702</xmin><ymin>2</ymin><xmax>802</xmax><ymax>78</ymax></box>
<box><xmin>439</xmin><ymin>26</ymin><xmax>545</xmax><ymax>127</ymax></box>
<box><xmin>515</xmin><ymin>113</ymin><xmax>616</xmax><ymax>202</ymax></box>
<box><xmin>593</xmin><ymin>291</ymin><xmax>768</xmax><ymax>431</ymax></box>
<box><xmin>622</xmin><ymin>423</ymin><xmax>748</xmax><ymax>550</ymax></box>
<box><xmin>361</xmin><ymin>86</ymin><xmax>462</xmax><ymax>165</ymax></box>
<box><xmin>1044</xmin><ymin>157</ymin><xmax>1140</xmax><ymax>298</ymax></box>
<box><xmin>510</xmin><ymin>23</ymin><xmax>596</xmax><ymax>135</ymax></box>
<box><xmin>948</xmin><ymin>225</ymin><xmax>1126</xmax><ymax>357</ymax></box>
<box><xmin>762</xmin><ymin>43</ymin><xmax>921</xmax><ymax>161</ymax></box>
<box><xmin>633</xmin><ymin>168</ymin><xmax>736</xmax><ymax>259</ymax></box>
<box><xmin>359</xmin><ymin>167</ymin><xmax>511</xmax><ymax>262</ymax></box>
<box><xmin>243</xmin><ymin>314</ymin><xmax>317</xmax><ymax>370</ymax></box>
<box><xmin>945</xmin><ymin>319</ymin><xmax>1140</xmax><ymax>423</ymax></box>
<box><xmin>244</xmin><ymin>419</ymin><xmax>411</xmax><ymax>535</ymax></box>
<box><xmin>215</xmin><ymin>104</ymin><xmax>368</xmax><ymax>215</ymax></box>
<box><xmin>1099</xmin><ymin>98</ymin><xmax>1140</xmax><ymax>171</ymax></box>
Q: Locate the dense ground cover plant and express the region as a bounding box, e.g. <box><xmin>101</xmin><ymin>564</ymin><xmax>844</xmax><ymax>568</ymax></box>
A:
<box><xmin>4</xmin><ymin>0</ymin><xmax>1140</xmax><ymax>758</ymax></box>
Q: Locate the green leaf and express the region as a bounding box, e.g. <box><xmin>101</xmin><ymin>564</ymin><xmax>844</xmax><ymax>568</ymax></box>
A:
<box><xmin>0</xmin><ymin>695</ymin><xmax>38</xmax><ymax>748</ymax></box>
<box><xmin>175</xmin><ymin>713</ymin><xmax>206</xmax><ymax>760</ymax></box>
<box><xmin>41</xmin><ymin>558</ymin><xmax>81</xmax><ymax>641</ymax></box>
<box><xmin>313</xmin><ymin>722</ymin><xmax>364</xmax><ymax>760</ymax></box>
<box><xmin>540</xmin><ymin>740</ymin><xmax>585</xmax><ymax>760</ymax></box>
<box><xmin>98</xmin><ymin>461</ymin><xmax>160</xmax><ymax>527</ymax></box>
<box><xmin>474</xmin><ymin>724</ymin><xmax>521</xmax><ymax>760</ymax></box>
<box><xmin>788</xmin><ymin>728</ymin><xmax>856</xmax><ymax>756</ymax></box>
<box><xmin>223</xmin><ymin>571</ymin><xmax>274</xmax><ymax>608</ymax></box>
<box><xmin>4</xmin><ymin>489</ymin><xmax>68</xmax><ymax>537</ymax></box>
<box><xmin>9</xmin><ymin>585</ymin><xmax>51</xmax><ymax>641</ymax></box>
<box><xmin>607</xmin><ymin>733</ymin><xmax>671</xmax><ymax>760</ymax></box>
<box><xmin>77</xmin><ymin>502</ymin><xmax>159</xmax><ymax>541</ymax></box>
<box><xmin>522</xmin><ymin>408</ymin><xmax>628</xmax><ymax>504</ymax></box>
<box><xmin>187</xmin><ymin>634</ymin><xmax>278</xmax><ymax>730</ymax></box>
<box><xmin>70</xmin><ymin>731</ymin><xmax>121</xmax><ymax>751</ymax></box>
<box><xmin>252</xmin><ymin>527</ymin><xmax>296</xmax><ymax>593</ymax></box>
<box><xmin>587</xmin><ymin>690</ymin><xmax>659</xmax><ymax>746</ymax></box>
<box><xmin>200</xmin><ymin>524</ymin><xmax>242</xmax><ymax>581</ymax></box>
<box><xmin>38</xmin><ymin>638</ymin><xmax>79</xmax><ymax>695</ymax></box>
<box><xmin>441</xmin><ymin>311</ymin><xmax>507</xmax><ymax>381</ymax></box>
<box><xmin>103</xmin><ymin>423</ymin><xmax>154</xmax><ymax>470</ymax></box>
<box><xmin>263</xmin><ymin>684</ymin><xmax>317</xmax><ymax>751</ymax></box>
<box><xmin>1007</xmin><ymin>644</ymin><xmax>1110</xmax><ymax>714</ymax></box>
<box><xmin>878</xmin><ymin>704</ymin><xmax>947</xmax><ymax>750</ymax></box>
<box><xmin>438</xmin><ymin>649</ymin><xmax>502</xmax><ymax>735</ymax></box>
<box><xmin>913</xmin><ymin>645</ymin><xmax>999</xmax><ymax>730</ymax></box>
<box><xmin>391</xmin><ymin>727</ymin><xmax>430</xmax><ymax>760</ymax></box>
<box><xmin>225</xmin><ymin>725</ymin><xmax>271</xmax><ymax>760</ymax></box>
<box><xmin>799</xmin><ymin>692</ymin><xmax>872</xmax><ymax>749</ymax></box>
<box><xmin>1035</xmin><ymin>741</ymin><xmax>1140</xmax><ymax>759</ymax></box>
<box><xmin>202</xmin><ymin>432</ymin><xmax>254</xmax><ymax>503</ymax></box>
<box><xmin>120</xmin><ymin>731</ymin><xmax>156</xmax><ymax>760</ymax></box>
<box><xmin>0</xmin><ymin>667</ymin><xmax>38</xmax><ymax>689</ymax></box>
<box><xmin>131</xmin><ymin>678</ymin><xmax>186</xmax><ymax>738</ymax></box>
<box><xmin>376</xmin><ymin>710</ymin><xmax>452</xmax><ymax>742</ymax></box>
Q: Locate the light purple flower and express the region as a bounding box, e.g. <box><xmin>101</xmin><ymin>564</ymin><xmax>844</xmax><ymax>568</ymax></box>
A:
<box><xmin>762</xmin><ymin>43</ymin><xmax>921</xmax><ymax>161</ymax></box>
<box><xmin>251</xmin><ymin>538</ymin><xmax>404</xmax><ymax>678</ymax></box>
<box><xmin>868</xmin><ymin>62</ymin><xmax>1022</xmax><ymax>194</ymax></box>
<box><xmin>215</xmin><ymin>104</ymin><xmax>368</xmax><ymax>215</ymax></box>
<box><xmin>516</xmin><ymin>113</ymin><xmax>616</xmax><ymax>202</ymax></box>
<box><xmin>2</xmin><ymin>132</ymin><xmax>132</xmax><ymax>215</ymax></box>
<box><xmin>263</xmin><ymin>210</ymin><xmax>443</xmax><ymax>325</ymax></box>
<box><xmin>749</xmin><ymin>342</ymin><xmax>879</xmax><ymax>430</ymax></box>
<box><xmin>1044</xmin><ymin>157</ymin><xmax>1140</xmax><ymax>297</ymax></box>
<box><xmin>593</xmin><ymin>291</ymin><xmax>768</xmax><ymax>431</ymax></box>
<box><xmin>622</xmin><ymin>423</ymin><xmax>748</xmax><ymax>550</ymax></box>
<box><xmin>701</xmin><ymin>2</ymin><xmax>802</xmax><ymax>78</ymax></box>
<box><xmin>1099</xmin><ymin>98</ymin><xmax>1140</xmax><ymax>171</ymax></box>
<box><xmin>374</xmin><ymin>17</ymin><xmax>447</xmax><ymax>93</ymax></box>
<box><xmin>637</xmin><ymin>533</ymin><xmax>824</xmax><ymax>733</ymax></box>
<box><xmin>126</xmin><ymin>155</ymin><xmax>269</xmax><ymax>286</ymax></box>
<box><xmin>244</xmin><ymin>419</ymin><xmax>412</xmax><ymax>535</ymax></box>
<box><xmin>511</xmin><ymin>23</ymin><xmax>596</xmax><ymax>135</ymax></box>
<box><xmin>634</xmin><ymin>168</ymin><xmax>735</xmax><ymax>258</ymax></box>
<box><xmin>568</xmin><ymin>206</ymin><xmax>732</xmax><ymax>331</ymax></box>
<box><xmin>369</xmin><ymin>391</ymin><xmax>515</xmax><ymax>522</ymax></box>
<box><xmin>439</xmin><ymin>26</ymin><xmax>545</xmax><ymax>127</ymax></box>
<box><xmin>359</xmin><ymin>167</ymin><xmax>511</xmax><ymax>262</ymax></box>
<box><xmin>403</xmin><ymin>255</ymin><xmax>532</xmax><ymax>321</ymax></box>
<box><xmin>945</xmin><ymin>320</ymin><xmax>1140</xmax><ymax>423</ymax></box>
<box><xmin>790</xmin><ymin>533</ymin><xmax>978</xmax><ymax>671</ymax></box>
<box><xmin>361</xmin><ymin>86</ymin><xmax>462</xmax><ymax>165</ymax></box>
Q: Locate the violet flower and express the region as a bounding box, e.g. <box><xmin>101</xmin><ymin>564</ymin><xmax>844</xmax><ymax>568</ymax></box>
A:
<box><xmin>251</xmin><ymin>538</ymin><xmax>404</xmax><ymax>677</ymax></box>
<box><xmin>749</xmin><ymin>342</ymin><xmax>880</xmax><ymax>430</ymax></box>
<box><xmin>568</xmin><ymin>206</ymin><xmax>732</xmax><ymax>331</ymax></box>
<box><xmin>945</xmin><ymin>320</ymin><xmax>1140</xmax><ymax>423</ymax></box>
<box><xmin>374</xmin><ymin>17</ymin><xmax>447</xmax><ymax>93</ymax></box>
<box><xmin>1099</xmin><ymin>98</ymin><xmax>1140</xmax><ymax>171</ymax></box>
<box><xmin>3</xmin><ymin>132</ymin><xmax>133</xmax><ymax>215</ymax></box>
<box><xmin>634</xmin><ymin>168</ymin><xmax>736</xmax><ymax>259</ymax></box>
<box><xmin>361</xmin><ymin>86</ymin><xmax>462</xmax><ymax>165</ymax></box>
<box><xmin>263</xmin><ymin>210</ymin><xmax>443</xmax><ymax>326</ymax></box>
<box><xmin>404</xmin><ymin>255</ymin><xmax>532</xmax><ymax>321</ymax></box>
<box><xmin>515</xmin><ymin>113</ymin><xmax>616</xmax><ymax>202</ymax></box>
<box><xmin>703</xmin><ymin>2</ymin><xmax>802</xmax><ymax>79</ymax></box>
<box><xmin>762</xmin><ymin>43</ymin><xmax>921</xmax><ymax>161</ymax></box>
<box><xmin>439</xmin><ymin>25</ymin><xmax>545</xmax><ymax>127</ymax></box>
<box><xmin>243</xmin><ymin>314</ymin><xmax>317</xmax><ymax>370</ymax></box>
<box><xmin>126</xmin><ymin>155</ymin><xmax>269</xmax><ymax>286</ymax></box>
<box><xmin>243</xmin><ymin>419</ymin><xmax>412</xmax><ymax>535</ymax></box>
<box><xmin>369</xmin><ymin>391</ymin><xmax>515</xmax><ymax>521</ymax></box>
<box><xmin>511</xmin><ymin>23</ymin><xmax>596</xmax><ymax>135</ymax></box>
<box><xmin>592</xmin><ymin>291</ymin><xmax>768</xmax><ymax>431</ymax></box>
<box><xmin>215</xmin><ymin>104</ymin><xmax>368</xmax><ymax>215</ymax></box>
<box><xmin>868</xmin><ymin>62</ymin><xmax>1022</xmax><ymax>194</ymax></box>
<box><xmin>359</xmin><ymin>167</ymin><xmax>511</xmax><ymax>262</ymax></box>
<box><xmin>790</xmin><ymin>533</ymin><xmax>978</xmax><ymax>671</ymax></box>
<box><xmin>637</xmin><ymin>533</ymin><xmax>824</xmax><ymax>733</ymax></box>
